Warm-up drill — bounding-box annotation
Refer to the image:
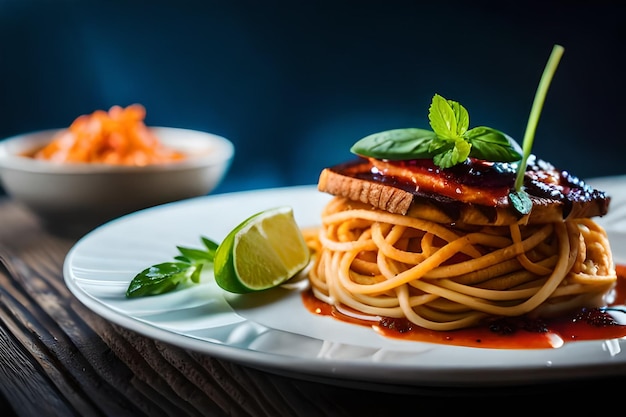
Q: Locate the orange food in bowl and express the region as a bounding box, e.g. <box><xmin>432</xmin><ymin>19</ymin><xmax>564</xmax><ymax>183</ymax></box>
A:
<box><xmin>34</xmin><ymin>104</ymin><xmax>185</xmax><ymax>166</ymax></box>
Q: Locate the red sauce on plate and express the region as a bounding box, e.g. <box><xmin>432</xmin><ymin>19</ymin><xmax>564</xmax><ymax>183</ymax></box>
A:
<box><xmin>301</xmin><ymin>264</ymin><xmax>626</xmax><ymax>349</ymax></box>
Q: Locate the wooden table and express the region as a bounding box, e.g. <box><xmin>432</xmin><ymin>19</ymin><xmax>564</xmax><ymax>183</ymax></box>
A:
<box><xmin>1</xmin><ymin>196</ymin><xmax>625</xmax><ymax>416</ymax></box>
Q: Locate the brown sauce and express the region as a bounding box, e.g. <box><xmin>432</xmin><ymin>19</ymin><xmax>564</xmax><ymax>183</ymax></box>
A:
<box><xmin>301</xmin><ymin>264</ymin><xmax>626</xmax><ymax>349</ymax></box>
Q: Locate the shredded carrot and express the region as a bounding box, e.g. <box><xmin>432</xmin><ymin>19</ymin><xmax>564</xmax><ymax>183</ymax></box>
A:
<box><xmin>34</xmin><ymin>104</ymin><xmax>185</xmax><ymax>166</ymax></box>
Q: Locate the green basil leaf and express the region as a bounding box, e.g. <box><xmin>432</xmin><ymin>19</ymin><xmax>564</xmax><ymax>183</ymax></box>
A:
<box><xmin>433</xmin><ymin>139</ymin><xmax>471</xmax><ymax>168</ymax></box>
<box><xmin>428</xmin><ymin>137</ymin><xmax>454</xmax><ymax>154</ymax></box>
<box><xmin>177</xmin><ymin>246</ymin><xmax>215</xmax><ymax>263</ymax></box>
<box><xmin>465</xmin><ymin>126</ymin><xmax>522</xmax><ymax>162</ymax></box>
<box><xmin>428</xmin><ymin>94</ymin><xmax>459</xmax><ymax>140</ymax></box>
<box><xmin>433</xmin><ymin>149</ymin><xmax>455</xmax><ymax>168</ymax></box>
<box><xmin>202</xmin><ymin>237</ymin><xmax>219</xmax><ymax>255</ymax></box>
<box><xmin>126</xmin><ymin>236</ymin><xmax>219</xmax><ymax>298</ymax></box>
<box><xmin>126</xmin><ymin>262</ymin><xmax>192</xmax><ymax>297</ymax></box>
<box><xmin>350</xmin><ymin>128</ymin><xmax>436</xmax><ymax>160</ymax></box>
<box><xmin>508</xmin><ymin>189</ymin><xmax>532</xmax><ymax>216</ymax></box>
<box><xmin>428</xmin><ymin>94</ymin><xmax>469</xmax><ymax>140</ymax></box>
<box><xmin>349</xmin><ymin>93</ymin><xmax>522</xmax><ymax>169</ymax></box>
<box><xmin>449</xmin><ymin>99</ymin><xmax>470</xmax><ymax>137</ymax></box>
<box><xmin>190</xmin><ymin>263</ymin><xmax>204</xmax><ymax>284</ymax></box>
<box><xmin>454</xmin><ymin>139</ymin><xmax>472</xmax><ymax>162</ymax></box>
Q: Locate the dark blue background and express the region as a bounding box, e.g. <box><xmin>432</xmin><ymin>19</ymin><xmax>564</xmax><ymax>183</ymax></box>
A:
<box><xmin>1</xmin><ymin>0</ymin><xmax>624</xmax><ymax>195</ymax></box>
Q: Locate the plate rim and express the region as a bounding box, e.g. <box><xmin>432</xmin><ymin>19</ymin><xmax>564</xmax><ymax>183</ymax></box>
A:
<box><xmin>63</xmin><ymin>180</ymin><xmax>626</xmax><ymax>388</ymax></box>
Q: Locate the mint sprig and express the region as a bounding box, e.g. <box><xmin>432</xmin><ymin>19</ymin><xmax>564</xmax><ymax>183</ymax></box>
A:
<box><xmin>125</xmin><ymin>236</ymin><xmax>218</xmax><ymax>298</ymax></box>
<box><xmin>350</xmin><ymin>94</ymin><xmax>522</xmax><ymax>168</ymax></box>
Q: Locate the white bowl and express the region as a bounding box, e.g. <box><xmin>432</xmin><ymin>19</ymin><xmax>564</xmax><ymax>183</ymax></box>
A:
<box><xmin>0</xmin><ymin>126</ymin><xmax>234</xmax><ymax>233</ymax></box>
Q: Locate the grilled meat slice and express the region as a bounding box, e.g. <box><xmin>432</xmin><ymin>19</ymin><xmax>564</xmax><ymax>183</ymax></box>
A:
<box><xmin>317</xmin><ymin>157</ymin><xmax>610</xmax><ymax>226</ymax></box>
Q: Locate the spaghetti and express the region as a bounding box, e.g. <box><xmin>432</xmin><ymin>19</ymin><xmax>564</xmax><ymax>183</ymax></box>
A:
<box><xmin>305</xmin><ymin>197</ymin><xmax>616</xmax><ymax>331</ymax></box>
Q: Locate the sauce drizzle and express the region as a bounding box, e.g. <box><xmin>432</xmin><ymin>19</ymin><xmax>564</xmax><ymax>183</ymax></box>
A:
<box><xmin>301</xmin><ymin>264</ymin><xmax>626</xmax><ymax>349</ymax></box>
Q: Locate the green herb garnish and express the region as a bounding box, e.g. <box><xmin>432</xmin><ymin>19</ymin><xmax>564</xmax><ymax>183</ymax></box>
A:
<box><xmin>508</xmin><ymin>44</ymin><xmax>565</xmax><ymax>215</ymax></box>
<box><xmin>350</xmin><ymin>94</ymin><xmax>522</xmax><ymax>169</ymax></box>
<box><xmin>125</xmin><ymin>236</ymin><xmax>218</xmax><ymax>298</ymax></box>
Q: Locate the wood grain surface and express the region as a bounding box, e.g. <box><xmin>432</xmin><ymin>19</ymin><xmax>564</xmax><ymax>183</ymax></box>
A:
<box><xmin>1</xmin><ymin>197</ymin><xmax>624</xmax><ymax>416</ymax></box>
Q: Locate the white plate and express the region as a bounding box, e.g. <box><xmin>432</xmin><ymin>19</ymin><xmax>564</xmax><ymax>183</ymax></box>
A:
<box><xmin>64</xmin><ymin>178</ymin><xmax>626</xmax><ymax>390</ymax></box>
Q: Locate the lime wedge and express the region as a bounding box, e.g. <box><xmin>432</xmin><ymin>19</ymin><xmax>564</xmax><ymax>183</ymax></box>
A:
<box><xmin>214</xmin><ymin>206</ymin><xmax>310</xmax><ymax>293</ymax></box>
